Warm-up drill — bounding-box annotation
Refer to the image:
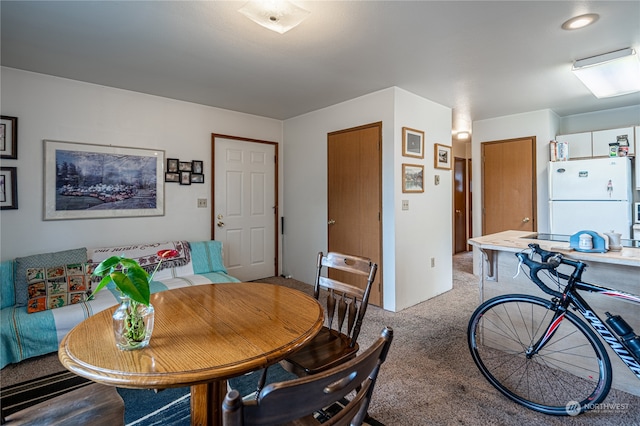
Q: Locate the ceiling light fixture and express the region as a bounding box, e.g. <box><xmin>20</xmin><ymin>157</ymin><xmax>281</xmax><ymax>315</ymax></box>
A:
<box><xmin>239</xmin><ymin>1</ymin><xmax>310</xmax><ymax>34</ymax></box>
<box><xmin>561</xmin><ymin>13</ymin><xmax>599</xmax><ymax>30</ymax></box>
<box><xmin>572</xmin><ymin>48</ymin><xmax>640</xmax><ymax>98</ymax></box>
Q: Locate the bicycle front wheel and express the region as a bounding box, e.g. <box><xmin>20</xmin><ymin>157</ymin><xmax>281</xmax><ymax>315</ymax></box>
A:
<box><xmin>468</xmin><ymin>294</ymin><xmax>612</xmax><ymax>416</ymax></box>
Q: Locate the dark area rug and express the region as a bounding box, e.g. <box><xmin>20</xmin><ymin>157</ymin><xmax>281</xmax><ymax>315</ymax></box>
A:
<box><xmin>1</xmin><ymin>365</ymin><xmax>384</xmax><ymax>426</ymax></box>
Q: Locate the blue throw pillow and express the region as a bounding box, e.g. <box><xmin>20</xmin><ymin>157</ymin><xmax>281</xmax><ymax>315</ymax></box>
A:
<box><xmin>14</xmin><ymin>248</ymin><xmax>87</xmax><ymax>307</ymax></box>
<box><xmin>1</xmin><ymin>260</ymin><xmax>16</xmax><ymax>309</ymax></box>
<box><xmin>189</xmin><ymin>241</ymin><xmax>228</xmax><ymax>274</ymax></box>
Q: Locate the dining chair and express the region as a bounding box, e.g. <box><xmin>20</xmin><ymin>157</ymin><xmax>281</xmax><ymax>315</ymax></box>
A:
<box><xmin>280</xmin><ymin>251</ymin><xmax>378</xmax><ymax>378</ymax></box>
<box><xmin>222</xmin><ymin>327</ymin><xmax>393</xmax><ymax>426</ymax></box>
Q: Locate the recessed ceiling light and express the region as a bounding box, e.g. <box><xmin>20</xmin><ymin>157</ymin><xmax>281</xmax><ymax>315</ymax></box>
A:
<box><xmin>561</xmin><ymin>13</ymin><xmax>599</xmax><ymax>30</ymax></box>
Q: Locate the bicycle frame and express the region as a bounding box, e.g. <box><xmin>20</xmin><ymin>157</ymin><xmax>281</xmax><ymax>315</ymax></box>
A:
<box><xmin>519</xmin><ymin>245</ymin><xmax>640</xmax><ymax>380</ymax></box>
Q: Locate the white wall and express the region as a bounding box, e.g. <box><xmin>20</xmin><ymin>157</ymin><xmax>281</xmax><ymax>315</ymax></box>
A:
<box><xmin>559</xmin><ymin>105</ymin><xmax>640</xmax><ymax>134</ymax></box>
<box><xmin>471</xmin><ymin>109</ymin><xmax>559</xmax><ymax>240</ymax></box>
<box><xmin>283</xmin><ymin>87</ymin><xmax>452</xmax><ymax>312</ymax></box>
<box><xmin>0</xmin><ymin>67</ymin><xmax>283</xmax><ymax>261</ymax></box>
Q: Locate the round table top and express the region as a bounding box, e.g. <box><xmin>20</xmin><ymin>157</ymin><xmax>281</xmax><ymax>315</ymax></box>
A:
<box><xmin>58</xmin><ymin>282</ymin><xmax>323</xmax><ymax>389</ymax></box>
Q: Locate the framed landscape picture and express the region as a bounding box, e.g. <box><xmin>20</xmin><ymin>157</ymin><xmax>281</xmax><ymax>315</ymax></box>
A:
<box><xmin>402</xmin><ymin>127</ymin><xmax>424</xmax><ymax>159</ymax></box>
<box><xmin>43</xmin><ymin>140</ymin><xmax>165</xmax><ymax>220</ymax></box>
<box><xmin>402</xmin><ymin>163</ymin><xmax>424</xmax><ymax>193</ymax></box>
<box><xmin>434</xmin><ymin>143</ymin><xmax>452</xmax><ymax>170</ymax></box>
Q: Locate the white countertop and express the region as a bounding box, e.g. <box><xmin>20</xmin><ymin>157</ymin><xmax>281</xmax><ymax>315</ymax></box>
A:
<box><xmin>469</xmin><ymin>230</ymin><xmax>640</xmax><ymax>267</ymax></box>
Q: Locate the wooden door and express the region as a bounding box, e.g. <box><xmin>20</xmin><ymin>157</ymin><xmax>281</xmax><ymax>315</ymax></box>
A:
<box><xmin>327</xmin><ymin>123</ymin><xmax>382</xmax><ymax>306</ymax></box>
<box><xmin>212</xmin><ymin>135</ymin><xmax>278</xmax><ymax>281</ymax></box>
<box><xmin>482</xmin><ymin>137</ymin><xmax>536</xmax><ymax>235</ymax></box>
<box><xmin>454</xmin><ymin>157</ymin><xmax>468</xmax><ymax>253</ymax></box>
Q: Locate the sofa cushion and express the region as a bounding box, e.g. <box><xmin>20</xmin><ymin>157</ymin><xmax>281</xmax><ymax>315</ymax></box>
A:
<box><xmin>189</xmin><ymin>241</ymin><xmax>228</xmax><ymax>274</ymax></box>
<box><xmin>1</xmin><ymin>260</ymin><xmax>15</xmax><ymax>309</ymax></box>
<box><xmin>26</xmin><ymin>263</ymin><xmax>90</xmax><ymax>314</ymax></box>
<box><xmin>14</xmin><ymin>248</ymin><xmax>87</xmax><ymax>307</ymax></box>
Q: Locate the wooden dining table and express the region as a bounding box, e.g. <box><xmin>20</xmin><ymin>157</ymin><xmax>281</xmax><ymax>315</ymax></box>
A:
<box><xmin>58</xmin><ymin>282</ymin><xmax>324</xmax><ymax>426</ymax></box>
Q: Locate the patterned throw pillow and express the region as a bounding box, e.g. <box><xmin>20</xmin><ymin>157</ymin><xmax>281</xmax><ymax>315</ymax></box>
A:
<box><xmin>26</xmin><ymin>263</ymin><xmax>91</xmax><ymax>314</ymax></box>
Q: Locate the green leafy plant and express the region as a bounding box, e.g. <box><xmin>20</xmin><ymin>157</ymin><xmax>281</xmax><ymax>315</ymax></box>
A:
<box><xmin>91</xmin><ymin>249</ymin><xmax>179</xmax><ymax>305</ymax></box>
<box><xmin>91</xmin><ymin>249</ymin><xmax>179</xmax><ymax>348</ymax></box>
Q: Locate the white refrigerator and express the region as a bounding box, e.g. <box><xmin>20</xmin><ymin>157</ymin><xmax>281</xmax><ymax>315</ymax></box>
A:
<box><xmin>549</xmin><ymin>157</ymin><xmax>632</xmax><ymax>239</ymax></box>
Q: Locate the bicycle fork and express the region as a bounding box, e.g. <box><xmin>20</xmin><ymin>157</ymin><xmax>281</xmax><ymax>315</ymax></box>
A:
<box><xmin>525</xmin><ymin>300</ymin><xmax>567</xmax><ymax>359</ymax></box>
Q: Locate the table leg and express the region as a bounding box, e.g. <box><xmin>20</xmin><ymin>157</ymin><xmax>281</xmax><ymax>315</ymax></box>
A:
<box><xmin>190</xmin><ymin>380</ymin><xmax>227</xmax><ymax>426</ymax></box>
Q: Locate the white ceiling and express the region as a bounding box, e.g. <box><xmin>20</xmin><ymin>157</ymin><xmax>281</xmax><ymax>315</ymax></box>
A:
<box><xmin>2</xmin><ymin>1</ymin><xmax>639</xmax><ymax>136</ymax></box>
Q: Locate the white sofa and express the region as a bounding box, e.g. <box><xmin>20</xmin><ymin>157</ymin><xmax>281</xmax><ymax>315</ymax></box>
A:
<box><xmin>0</xmin><ymin>240</ymin><xmax>239</xmax><ymax>368</ymax></box>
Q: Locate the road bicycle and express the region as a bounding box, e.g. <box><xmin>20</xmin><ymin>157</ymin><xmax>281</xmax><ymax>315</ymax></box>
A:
<box><xmin>467</xmin><ymin>243</ymin><xmax>640</xmax><ymax>416</ymax></box>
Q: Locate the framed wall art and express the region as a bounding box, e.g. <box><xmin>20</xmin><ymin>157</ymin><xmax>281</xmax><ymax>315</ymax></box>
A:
<box><xmin>434</xmin><ymin>143</ymin><xmax>452</xmax><ymax>170</ymax></box>
<box><xmin>167</xmin><ymin>158</ymin><xmax>179</xmax><ymax>173</ymax></box>
<box><xmin>402</xmin><ymin>127</ymin><xmax>424</xmax><ymax>159</ymax></box>
<box><xmin>180</xmin><ymin>171</ymin><xmax>191</xmax><ymax>185</ymax></box>
<box><xmin>165</xmin><ymin>172</ymin><xmax>180</xmax><ymax>183</ymax></box>
<box><xmin>402</xmin><ymin>163</ymin><xmax>424</xmax><ymax>193</ymax></box>
<box><xmin>191</xmin><ymin>173</ymin><xmax>204</xmax><ymax>184</ymax></box>
<box><xmin>1</xmin><ymin>116</ymin><xmax>18</xmax><ymax>159</ymax></box>
<box><xmin>192</xmin><ymin>160</ymin><xmax>203</xmax><ymax>174</ymax></box>
<box><xmin>43</xmin><ymin>140</ymin><xmax>165</xmax><ymax>220</ymax></box>
<box><xmin>0</xmin><ymin>166</ymin><xmax>18</xmax><ymax>210</ymax></box>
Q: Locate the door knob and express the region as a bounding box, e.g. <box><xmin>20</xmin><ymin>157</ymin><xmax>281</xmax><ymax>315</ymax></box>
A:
<box><xmin>217</xmin><ymin>221</ymin><xmax>225</xmax><ymax>227</ymax></box>
<box><xmin>522</xmin><ymin>217</ymin><xmax>530</xmax><ymax>223</ymax></box>
<box><xmin>328</xmin><ymin>219</ymin><xmax>336</xmax><ymax>225</ymax></box>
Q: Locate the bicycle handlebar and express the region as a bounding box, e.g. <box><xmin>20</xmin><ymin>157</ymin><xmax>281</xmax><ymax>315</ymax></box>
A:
<box><xmin>515</xmin><ymin>244</ymin><xmax>587</xmax><ymax>297</ymax></box>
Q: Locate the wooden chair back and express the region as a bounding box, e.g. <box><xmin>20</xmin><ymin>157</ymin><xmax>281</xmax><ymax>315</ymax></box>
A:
<box><xmin>222</xmin><ymin>327</ymin><xmax>393</xmax><ymax>426</ymax></box>
<box><xmin>314</xmin><ymin>251</ymin><xmax>378</xmax><ymax>347</ymax></box>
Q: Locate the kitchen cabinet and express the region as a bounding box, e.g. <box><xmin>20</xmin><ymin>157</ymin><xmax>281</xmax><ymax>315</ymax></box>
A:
<box><xmin>555</xmin><ymin>132</ymin><xmax>592</xmax><ymax>159</ymax></box>
<box><xmin>592</xmin><ymin>126</ymin><xmax>635</xmax><ymax>157</ymax></box>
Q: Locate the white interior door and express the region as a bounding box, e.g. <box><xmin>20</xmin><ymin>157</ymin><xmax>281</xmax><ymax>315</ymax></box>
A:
<box><xmin>213</xmin><ymin>137</ymin><xmax>277</xmax><ymax>281</ymax></box>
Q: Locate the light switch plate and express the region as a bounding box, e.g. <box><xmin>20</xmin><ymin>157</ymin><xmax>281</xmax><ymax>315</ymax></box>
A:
<box><xmin>197</xmin><ymin>198</ymin><xmax>207</xmax><ymax>208</ymax></box>
<box><xmin>434</xmin><ymin>175</ymin><xmax>440</xmax><ymax>185</ymax></box>
<box><xmin>402</xmin><ymin>200</ymin><xmax>409</xmax><ymax>210</ymax></box>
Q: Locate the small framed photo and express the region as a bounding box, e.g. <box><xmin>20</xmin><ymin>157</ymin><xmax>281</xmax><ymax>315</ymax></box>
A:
<box><xmin>179</xmin><ymin>161</ymin><xmax>192</xmax><ymax>172</ymax></box>
<box><xmin>0</xmin><ymin>166</ymin><xmax>18</xmax><ymax>209</ymax></box>
<box><xmin>402</xmin><ymin>164</ymin><xmax>424</xmax><ymax>193</ymax></box>
<box><xmin>192</xmin><ymin>160</ymin><xmax>203</xmax><ymax>174</ymax></box>
<box><xmin>434</xmin><ymin>143</ymin><xmax>452</xmax><ymax>170</ymax></box>
<box><xmin>1</xmin><ymin>116</ymin><xmax>18</xmax><ymax>159</ymax></box>
<box><xmin>180</xmin><ymin>171</ymin><xmax>191</xmax><ymax>185</ymax></box>
<box><xmin>165</xmin><ymin>172</ymin><xmax>180</xmax><ymax>183</ymax></box>
<box><xmin>402</xmin><ymin>127</ymin><xmax>424</xmax><ymax>159</ymax></box>
<box><xmin>191</xmin><ymin>174</ymin><xmax>204</xmax><ymax>184</ymax></box>
<box><xmin>167</xmin><ymin>158</ymin><xmax>179</xmax><ymax>173</ymax></box>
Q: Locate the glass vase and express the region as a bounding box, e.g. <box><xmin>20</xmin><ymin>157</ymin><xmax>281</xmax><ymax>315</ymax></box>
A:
<box><xmin>112</xmin><ymin>297</ymin><xmax>155</xmax><ymax>350</ymax></box>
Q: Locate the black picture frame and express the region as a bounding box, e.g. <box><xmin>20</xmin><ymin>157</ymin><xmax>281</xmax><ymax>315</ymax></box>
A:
<box><xmin>180</xmin><ymin>171</ymin><xmax>191</xmax><ymax>185</ymax></box>
<box><xmin>165</xmin><ymin>172</ymin><xmax>180</xmax><ymax>183</ymax></box>
<box><xmin>0</xmin><ymin>166</ymin><xmax>18</xmax><ymax>210</ymax></box>
<box><xmin>191</xmin><ymin>173</ymin><xmax>204</xmax><ymax>184</ymax></box>
<box><xmin>1</xmin><ymin>116</ymin><xmax>18</xmax><ymax>160</ymax></box>
<box><xmin>192</xmin><ymin>160</ymin><xmax>203</xmax><ymax>174</ymax></box>
<box><xmin>167</xmin><ymin>158</ymin><xmax>179</xmax><ymax>173</ymax></box>
<box><xmin>179</xmin><ymin>161</ymin><xmax>193</xmax><ymax>172</ymax></box>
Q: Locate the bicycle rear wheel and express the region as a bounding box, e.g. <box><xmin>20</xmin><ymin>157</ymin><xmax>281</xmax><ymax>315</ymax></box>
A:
<box><xmin>468</xmin><ymin>294</ymin><xmax>612</xmax><ymax>416</ymax></box>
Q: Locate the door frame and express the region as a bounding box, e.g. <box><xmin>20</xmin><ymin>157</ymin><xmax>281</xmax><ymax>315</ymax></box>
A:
<box><xmin>211</xmin><ymin>133</ymin><xmax>279</xmax><ymax>277</ymax></box>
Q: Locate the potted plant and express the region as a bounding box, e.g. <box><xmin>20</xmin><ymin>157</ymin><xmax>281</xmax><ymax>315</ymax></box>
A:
<box><xmin>91</xmin><ymin>249</ymin><xmax>178</xmax><ymax>350</ymax></box>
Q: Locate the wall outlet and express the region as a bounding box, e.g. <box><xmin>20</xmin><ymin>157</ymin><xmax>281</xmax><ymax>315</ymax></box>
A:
<box><xmin>434</xmin><ymin>175</ymin><xmax>440</xmax><ymax>185</ymax></box>
<box><xmin>430</xmin><ymin>257</ymin><xmax>435</xmax><ymax>267</ymax></box>
<box><xmin>402</xmin><ymin>200</ymin><xmax>409</xmax><ymax>210</ymax></box>
<box><xmin>197</xmin><ymin>198</ymin><xmax>207</xmax><ymax>208</ymax></box>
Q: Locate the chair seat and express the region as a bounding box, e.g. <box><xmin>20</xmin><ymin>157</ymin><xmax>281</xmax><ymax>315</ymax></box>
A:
<box><xmin>280</xmin><ymin>327</ymin><xmax>359</xmax><ymax>377</ymax></box>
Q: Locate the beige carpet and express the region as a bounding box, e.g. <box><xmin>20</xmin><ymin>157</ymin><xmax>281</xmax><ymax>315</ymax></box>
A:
<box><xmin>3</xmin><ymin>252</ymin><xmax>639</xmax><ymax>425</ymax></box>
